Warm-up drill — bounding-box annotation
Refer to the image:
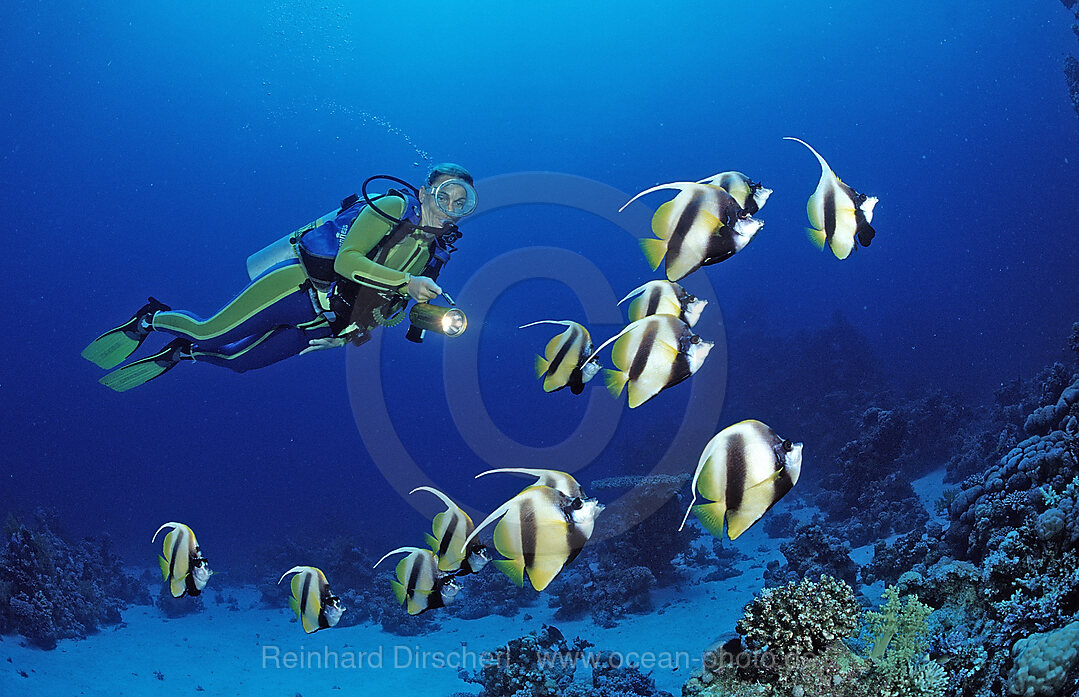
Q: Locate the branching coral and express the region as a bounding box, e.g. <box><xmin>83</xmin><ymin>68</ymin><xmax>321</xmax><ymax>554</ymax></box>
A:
<box><xmin>737</xmin><ymin>575</ymin><xmax>861</xmax><ymax>657</ymax></box>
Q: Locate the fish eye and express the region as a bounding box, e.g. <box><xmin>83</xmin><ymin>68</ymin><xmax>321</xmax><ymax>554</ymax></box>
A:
<box><xmin>571</xmin><ymin>497</ymin><xmax>583</xmax><ymax>510</ymax></box>
<box><xmin>782</xmin><ymin>439</ymin><xmax>793</xmax><ymax>452</ymax></box>
<box><xmin>686</xmin><ymin>295</ymin><xmax>696</xmax><ymax>302</ymax></box>
<box><xmin>691</xmin><ymin>335</ymin><xmax>701</xmax><ymax>344</ymax></box>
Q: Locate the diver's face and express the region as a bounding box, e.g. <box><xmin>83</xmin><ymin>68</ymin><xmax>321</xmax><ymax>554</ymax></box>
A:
<box><xmin>420</xmin><ymin>176</ymin><xmax>456</xmax><ymax>228</ymax></box>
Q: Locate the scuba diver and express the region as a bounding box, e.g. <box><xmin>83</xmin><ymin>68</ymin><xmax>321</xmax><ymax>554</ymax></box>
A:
<box><xmin>82</xmin><ymin>163</ymin><xmax>477</xmax><ymax>391</ymax></box>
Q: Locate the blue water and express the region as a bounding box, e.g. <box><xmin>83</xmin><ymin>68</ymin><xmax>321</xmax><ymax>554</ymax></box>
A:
<box><xmin>2</xmin><ymin>0</ymin><xmax>1077</xmax><ymax>668</ymax></box>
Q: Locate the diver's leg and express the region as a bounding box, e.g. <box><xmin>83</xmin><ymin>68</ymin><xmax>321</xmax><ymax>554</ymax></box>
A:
<box><xmin>151</xmin><ymin>261</ymin><xmax>319</xmax><ymax>350</ymax></box>
<box><xmin>191</xmin><ymin>323</ymin><xmax>331</xmax><ymax>373</ymax></box>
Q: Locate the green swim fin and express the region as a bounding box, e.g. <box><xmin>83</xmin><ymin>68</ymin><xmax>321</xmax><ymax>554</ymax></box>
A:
<box><xmin>99</xmin><ymin>339</ymin><xmax>191</xmax><ymax>392</ymax></box>
<box><xmin>82</xmin><ymin>297</ymin><xmax>171</xmax><ymax>369</ymax></box>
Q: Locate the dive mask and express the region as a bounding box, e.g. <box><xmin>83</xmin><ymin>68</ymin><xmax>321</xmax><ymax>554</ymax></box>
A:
<box><xmin>431</xmin><ymin>178</ymin><xmax>477</xmax><ymax>219</ymax></box>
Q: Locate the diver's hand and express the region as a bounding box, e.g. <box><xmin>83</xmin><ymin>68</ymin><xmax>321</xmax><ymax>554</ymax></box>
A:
<box><xmin>300</xmin><ymin>336</ymin><xmax>348</xmax><ymax>355</ymax></box>
<box><xmin>406</xmin><ymin>276</ymin><xmax>442</xmax><ymax>303</ymax></box>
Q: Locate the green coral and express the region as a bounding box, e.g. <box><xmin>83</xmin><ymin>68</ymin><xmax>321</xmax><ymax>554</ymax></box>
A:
<box><xmin>862</xmin><ymin>586</ymin><xmax>945</xmax><ymax>697</ymax></box>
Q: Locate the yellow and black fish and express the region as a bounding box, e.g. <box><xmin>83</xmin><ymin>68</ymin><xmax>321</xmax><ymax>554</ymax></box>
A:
<box><xmin>463</xmin><ymin>484</ymin><xmax>604</xmax><ymax>591</ymax></box>
<box><xmin>785</xmin><ymin>137</ymin><xmax>877</xmax><ymax>260</ymax></box>
<box><xmin>585</xmin><ymin>315</ymin><xmax>713</xmax><ymax>408</ymax></box>
<box><xmin>521</xmin><ymin>320</ymin><xmax>600</xmax><ymax>394</ymax></box>
<box><xmin>152</xmin><ymin>522</ymin><xmax>212</xmax><ymax>598</ymax></box>
<box><xmin>278</xmin><ymin>566</ymin><xmax>345</xmax><ymax>634</ymax></box>
<box><xmin>679</xmin><ymin>419</ymin><xmax>803</xmax><ymax>540</ymax></box>
<box><xmin>696</xmin><ymin>171</ymin><xmax>773</xmax><ymax>215</ymax></box>
<box><xmin>619</xmin><ymin>280</ymin><xmax>708</xmax><ymax>327</ymax></box>
<box><xmin>373</xmin><ymin>547</ymin><xmax>461</xmax><ymax>615</ymax></box>
<box><xmin>620</xmin><ymin>181</ymin><xmax>764</xmax><ymax>281</ymax></box>
<box><xmin>410</xmin><ymin>486</ymin><xmax>489</xmax><ymax>575</ymax></box>
<box><xmin>475</xmin><ymin>467</ymin><xmax>585</xmax><ymax>499</ymax></box>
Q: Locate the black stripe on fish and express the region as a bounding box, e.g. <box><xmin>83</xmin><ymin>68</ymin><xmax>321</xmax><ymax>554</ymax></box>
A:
<box><xmin>548</xmin><ymin>325</ymin><xmax>579</xmax><ymax>376</ymax></box>
<box><xmin>406</xmin><ymin>556</ymin><xmax>423</xmax><ymax>598</ymax></box>
<box><xmin>438</xmin><ymin>514</ymin><xmax>457</xmax><ymax>559</ymax></box>
<box><xmin>299</xmin><ymin>571</ymin><xmax>312</xmax><ymax>619</ymax></box>
<box><xmin>628</xmin><ymin>323</ymin><xmax>660</xmax><ymax>382</ymax></box>
<box><xmin>168</xmin><ymin>532</ymin><xmax>183</xmax><ymax>582</ymax></box>
<box><xmin>725</xmin><ymin>432</ymin><xmax>747</xmax><ymax>513</ymax></box>
<box><xmin>645</xmin><ymin>289</ymin><xmax>662</xmax><ymax>317</ymax></box>
<box><xmin>521</xmin><ymin>499</ymin><xmax>537</xmax><ymax>573</ymax></box>
<box><xmin>823</xmin><ymin>186</ymin><xmax>837</xmax><ymax>241</ymax></box>
<box><xmin>664</xmin><ymin>349</ymin><xmax>693</xmax><ymax>389</ymax></box>
<box><xmin>666</xmin><ymin>191</ymin><xmax>704</xmax><ymax>266</ymax></box>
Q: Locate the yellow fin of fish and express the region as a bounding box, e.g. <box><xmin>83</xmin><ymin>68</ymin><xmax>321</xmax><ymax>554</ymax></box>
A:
<box><xmin>534</xmin><ymin>354</ymin><xmax>549</xmax><ymax>380</ymax></box>
<box><xmin>157</xmin><ymin>555</ymin><xmax>169</xmax><ymax>581</ymax></box>
<box><xmin>391</xmin><ymin>579</ymin><xmax>407</xmax><ymax>605</ymax></box>
<box><xmin>639</xmin><ymin>238</ymin><xmax>667</xmax><ymax>271</ymax></box>
<box><xmin>692</xmin><ymin>502</ymin><xmax>728</xmax><ymax>539</ymax></box>
<box><xmin>492</xmin><ymin>558</ymin><xmax>526</xmax><ymax>588</ymax></box>
<box><xmin>807</xmin><ymin>227</ymin><xmax>827</xmax><ymax>250</ymax></box>
<box><xmin>604</xmin><ymin>369</ymin><xmax>628</xmax><ymax>398</ymax></box>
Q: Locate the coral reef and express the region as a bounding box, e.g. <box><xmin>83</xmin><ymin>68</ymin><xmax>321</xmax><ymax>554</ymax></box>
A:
<box><xmin>737</xmin><ymin>575</ymin><xmax>861</xmax><ymax>657</ymax></box>
<box><xmin>547</xmin><ymin>563</ymin><xmax>656</xmax><ymax>628</ymax></box>
<box><xmin>456</xmin><ymin>625</ymin><xmax>673</xmax><ymax>697</ymax></box>
<box><xmin>686</xmin><ymin>584</ymin><xmax>946</xmax><ymax>697</ymax></box>
<box><xmin>763</xmin><ymin>520</ymin><xmax>859</xmax><ymax>587</ymax></box>
<box><xmin>590</xmin><ymin>474</ymin><xmax>690</xmax><ymax>587</ymax></box>
<box><xmin>817</xmin><ymin>394</ymin><xmax>965</xmax><ymax>545</ymax></box>
<box><xmin>1007</xmin><ymin>619</ymin><xmax>1079</xmax><ymax>697</ymax></box>
<box><xmin>862</xmin><ymin>524</ymin><xmax>945</xmax><ymax>587</ymax></box>
<box><xmin>0</xmin><ymin>510</ymin><xmax>150</xmax><ymax>649</ymax></box>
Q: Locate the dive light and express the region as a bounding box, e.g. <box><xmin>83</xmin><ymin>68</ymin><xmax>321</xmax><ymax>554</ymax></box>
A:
<box><xmin>406</xmin><ymin>293</ymin><xmax>467</xmax><ymax>343</ymax></box>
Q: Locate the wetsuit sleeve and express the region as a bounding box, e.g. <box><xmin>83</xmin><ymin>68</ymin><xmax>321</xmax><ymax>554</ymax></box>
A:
<box><xmin>334</xmin><ymin>196</ymin><xmax>413</xmax><ymax>295</ymax></box>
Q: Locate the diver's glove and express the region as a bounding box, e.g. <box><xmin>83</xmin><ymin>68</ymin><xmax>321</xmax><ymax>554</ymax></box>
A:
<box><xmin>406</xmin><ymin>275</ymin><xmax>442</xmax><ymax>303</ymax></box>
<box><xmin>300</xmin><ymin>336</ymin><xmax>349</xmax><ymax>355</ymax></box>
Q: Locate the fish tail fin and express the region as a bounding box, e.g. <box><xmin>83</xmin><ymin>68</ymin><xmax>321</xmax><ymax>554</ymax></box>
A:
<box><xmin>806</xmin><ymin>227</ymin><xmax>827</xmax><ymax>251</ymax></box>
<box><xmin>639</xmin><ymin>238</ymin><xmax>667</xmax><ymax>271</ymax></box>
<box><xmin>604</xmin><ymin>369</ymin><xmax>628</xmax><ymax>398</ymax></box>
<box><xmin>492</xmin><ymin>558</ymin><xmax>526</xmax><ymax>588</ymax></box>
<box><xmin>692</xmin><ymin>502</ymin><xmax>728</xmax><ymax>539</ymax></box>
<box><xmin>534</xmin><ymin>354</ymin><xmax>549</xmax><ymax>379</ymax></box>
<box><xmin>424</xmin><ymin>533</ymin><xmax>440</xmax><ymax>551</ymax></box>
<box><xmin>390</xmin><ymin>579</ymin><xmax>407</xmax><ymax>605</ymax></box>
<box><xmin>157</xmin><ymin>555</ymin><xmax>170</xmax><ymax>581</ymax></box>
<box><xmin>288</xmin><ymin>595</ymin><xmax>301</xmax><ymax>619</ymax></box>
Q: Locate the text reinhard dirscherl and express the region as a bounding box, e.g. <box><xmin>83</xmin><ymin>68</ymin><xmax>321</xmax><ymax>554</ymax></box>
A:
<box><xmin>260</xmin><ymin>643</ymin><xmax>794</xmax><ymax>672</ymax></box>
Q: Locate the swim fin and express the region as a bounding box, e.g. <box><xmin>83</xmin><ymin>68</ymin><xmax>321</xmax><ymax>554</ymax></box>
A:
<box><xmin>99</xmin><ymin>339</ymin><xmax>191</xmax><ymax>392</ymax></box>
<box><xmin>82</xmin><ymin>297</ymin><xmax>171</xmax><ymax>369</ymax></box>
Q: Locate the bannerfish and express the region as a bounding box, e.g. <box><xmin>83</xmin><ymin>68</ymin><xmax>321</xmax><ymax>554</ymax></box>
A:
<box><xmin>619</xmin><ymin>181</ymin><xmax>764</xmax><ymax>281</ymax></box>
<box><xmin>152</xmin><ymin>522</ymin><xmax>212</xmax><ymax>598</ymax></box>
<box><xmin>679</xmin><ymin>419</ymin><xmax>803</xmax><ymax>540</ymax></box>
<box><xmin>784</xmin><ymin>137</ymin><xmax>877</xmax><ymax>260</ymax></box>
<box><xmin>462</xmin><ymin>485</ymin><xmax>604</xmax><ymax>591</ymax></box>
<box><xmin>585</xmin><ymin>315</ymin><xmax>713</xmax><ymax>408</ymax></box>
<box><xmin>619</xmin><ymin>280</ymin><xmax>708</xmax><ymax>327</ymax></box>
<box><xmin>410</xmin><ymin>486</ymin><xmax>489</xmax><ymax>575</ymax></box>
<box><xmin>277</xmin><ymin>566</ymin><xmax>344</xmax><ymax>634</ymax></box>
<box><xmin>373</xmin><ymin>547</ymin><xmax>461</xmax><ymax>615</ymax></box>
<box><xmin>520</xmin><ymin>320</ymin><xmax>601</xmax><ymax>394</ymax></box>
<box><xmin>475</xmin><ymin>467</ymin><xmax>586</xmax><ymax>499</ymax></box>
<box><xmin>696</xmin><ymin>171</ymin><xmax>773</xmax><ymax>215</ymax></box>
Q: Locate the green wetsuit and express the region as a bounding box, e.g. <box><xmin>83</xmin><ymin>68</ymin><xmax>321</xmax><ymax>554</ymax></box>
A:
<box><xmin>151</xmin><ymin>195</ymin><xmax>435</xmax><ymax>371</ymax></box>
